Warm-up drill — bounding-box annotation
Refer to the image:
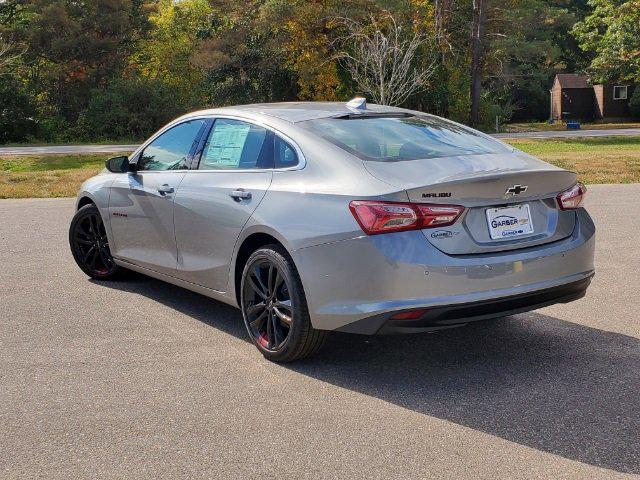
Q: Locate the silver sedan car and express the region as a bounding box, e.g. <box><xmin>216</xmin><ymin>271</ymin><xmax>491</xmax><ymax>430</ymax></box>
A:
<box><xmin>69</xmin><ymin>100</ymin><xmax>595</xmax><ymax>362</ymax></box>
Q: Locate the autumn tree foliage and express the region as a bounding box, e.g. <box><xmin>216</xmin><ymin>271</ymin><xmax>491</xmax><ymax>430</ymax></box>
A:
<box><xmin>0</xmin><ymin>0</ymin><xmax>635</xmax><ymax>143</ymax></box>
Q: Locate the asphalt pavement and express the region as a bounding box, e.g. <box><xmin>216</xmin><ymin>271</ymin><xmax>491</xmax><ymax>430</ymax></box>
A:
<box><xmin>1</xmin><ymin>128</ymin><xmax>639</xmax><ymax>156</ymax></box>
<box><xmin>0</xmin><ymin>144</ymin><xmax>139</xmax><ymax>156</ymax></box>
<box><xmin>1</xmin><ymin>185</ymin><xmax>639</xmax><ymax>479</ymax></box>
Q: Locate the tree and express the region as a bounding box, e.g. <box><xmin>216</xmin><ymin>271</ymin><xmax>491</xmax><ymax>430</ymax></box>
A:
<box><xmin>8</xmin><ymin>0</ymin><xmax>143</xmax><ymax>126</ymax></box>
<box><xmin>0</xmin><ymin>35</ymin><xmax>24</xmax><ymax>72</ymax></box>
<box><xmin>469</xmin><ymin>0</ymin><xmax>486</xmax><ymax>126</ymax></box>
<box><xmin>573</xmin><ymin>0</ymin><xmax>640</xmax><ymax>83</ymax></box>
<box><xmin>259</xmin><ymin>0</ymin><xmax>341</xmax><ymax>101</ymax></box>
<box><xmin>465</xmin><ymin>0</ymin><xmax>588</xmax><ymax>126</ymax></box>
<box><xmin>0</xmin><ymin>0</ymin><xmax>625</xmax><ymax>143</ymax></box>
<box><xmin>332</xmin><ymin>11</ymin><xmax>438</xmax><ymax>106</ymax></box>
<box><xmin>0</xmin><ymin>75</ymin><xmax>37</xmax><ymax>142</ymax></box>
<box><xmin>190</xmin><ymin>1</ymin><xmax>298</xmax><ymax>105</ymax></box>
<box><xmin>129</xmin><ymin>0</ymin><xmax>211</xmax><ymax>108</ymax></box>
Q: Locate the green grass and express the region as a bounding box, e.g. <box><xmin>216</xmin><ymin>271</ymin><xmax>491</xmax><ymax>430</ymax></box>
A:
<box><xmin>0</xmin><ymin>154</ymin><xmax>118</xmax><ymax>199</ymax></box>
<box><xmin>507</xmin><ymin>135</ymin><xmax>640</xmax><ymax>153</ymax></box>
<box><xmin>0</xmin><ymin>154</ymin><xmax>107</xmax><ymax>173</ymax></box>
<box><xmin>506</xmin><ymin>136</ymin><xmax>640</xmax><ymax>184</ymax></box>
<box><xmin>0</xmin><ymin>137</ymin><xmax>639</xmax><ymax>198</ymax></box>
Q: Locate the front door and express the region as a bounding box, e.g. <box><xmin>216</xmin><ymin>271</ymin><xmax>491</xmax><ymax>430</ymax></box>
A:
<box><xmin>174</xmin><ymin>118</ymin><xmax>274</xmax><ymax>291</ymax></box>
<box><xmin>109</xmin><ymin>118</ymin><xmax>208</xmax><ymax>275</ymax></box>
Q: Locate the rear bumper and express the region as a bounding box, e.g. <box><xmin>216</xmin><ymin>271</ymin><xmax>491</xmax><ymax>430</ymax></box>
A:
<box><xmin>337</xmin><ymin>275</ymin><xmax>592</xmax><ymax>334</ymax></box>
<box><xmin>293</xmin><ymin>208</ymin><xmax>595</xmax><ymax>332</ymax></box>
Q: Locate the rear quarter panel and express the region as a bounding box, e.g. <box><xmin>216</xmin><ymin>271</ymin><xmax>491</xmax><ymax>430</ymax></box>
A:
<box><xmin>245</xmin><ymin>128</ymin><xmax>407</xmax><ymax>251</ymax></box>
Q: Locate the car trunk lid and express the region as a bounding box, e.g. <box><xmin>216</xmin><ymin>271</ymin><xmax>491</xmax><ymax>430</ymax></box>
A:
<box><xmin>362</xmin><ymin>152</ymin><xmax>578</xmax><ymax>255</ymax></box>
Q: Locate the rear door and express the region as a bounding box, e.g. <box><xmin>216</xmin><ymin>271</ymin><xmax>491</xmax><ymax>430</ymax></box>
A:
<box><xmin>174</xmin><ymin>117</ymin><xmax>277</xmax><ymax>292</ymax></box>
<box><xmin>109</xmin><ymin>118</ymin><xmax>209</xmax><ymax>274</ymax></box>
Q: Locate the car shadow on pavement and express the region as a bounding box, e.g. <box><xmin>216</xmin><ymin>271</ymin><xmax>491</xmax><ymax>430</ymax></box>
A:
<box><xmin>97</xmin><ymin>275</ymin><xmax>640</xmax><ymax>475</ymax></box>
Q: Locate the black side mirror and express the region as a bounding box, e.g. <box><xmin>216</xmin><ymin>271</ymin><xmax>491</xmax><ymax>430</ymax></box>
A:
<box><xmin>105</xmin><ymin>155</ymin><xmax>131</xmax><ymax>173</ymax></box>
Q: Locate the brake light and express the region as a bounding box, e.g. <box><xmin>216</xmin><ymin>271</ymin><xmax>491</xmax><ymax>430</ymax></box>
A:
<box><xmin>349</xmin><ymin>200</ymin><xmax>465</xmax><ymax>235</ymax></box>
<box><xmin>557</xmin><ymin>183</ymin><xmax>587</xmax><ymax>210</ymax></box>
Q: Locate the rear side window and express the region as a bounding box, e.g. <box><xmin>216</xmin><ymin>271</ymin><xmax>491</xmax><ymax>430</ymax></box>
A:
<box><xmin>274</xmin><ymin>136</ymin><xmax>299</xmax><ymax>168</ymax></box>
<box><xmin>300</xmin><ymin>115</ymin><xmax>510</xmax><ymax>162</ymax></box>
<box><xmin>200</xmin><ymin>119</ymin><xmax>274</xmax><ymax>170</ymax></box>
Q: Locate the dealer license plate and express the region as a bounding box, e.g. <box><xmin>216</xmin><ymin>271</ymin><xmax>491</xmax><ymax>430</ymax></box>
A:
<box><xmin>486</xmin><ymin>204</ymin><xmax>534</xmax><ymax>240</ymax></box>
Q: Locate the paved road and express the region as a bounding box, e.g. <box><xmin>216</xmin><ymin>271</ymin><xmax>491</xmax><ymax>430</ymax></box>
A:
<box><xmin>1</xmin><ymin>185</ymin><xmax>639</xmax><ymax>479</ymax></box>
<box><xmin>1</xmin><ymin>128</ymin><xmax>639</xmax><ymax>156</ymax></box>
<box><xmin>0</xmin><ymin>144</ymin><xmax>139</xmax><ymax>156</ymax></box>
<box><xmin>494</xmin><ymin>128</ymin><xmax>640</xmax><ymax>140</ymax></box>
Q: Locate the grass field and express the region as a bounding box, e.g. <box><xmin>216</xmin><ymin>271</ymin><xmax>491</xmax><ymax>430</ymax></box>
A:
<box><xmin>0</xmin><ymin>154</ymin><xmax>112</xmax><ymax>199</ymax></box>
<box><xmin>509</xmin><ymin>136</ymin><xmax>640</xmax><ymax>184</ymax></box>
<box><xmin>1</xmin><ymin>136</ymin><xmax>639</xmax><ymax>198</ymax></box>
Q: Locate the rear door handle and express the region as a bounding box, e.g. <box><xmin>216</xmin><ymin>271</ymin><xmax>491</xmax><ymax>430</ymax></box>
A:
<box><xmin>157</xmin><ymin>184</ymin><xmax>175</xmax><ymax>195</ymax></box>
<box><xmin>229</xmin><ymin>189</ymin><xmax>252</xmax><ymax>201</ymax></box>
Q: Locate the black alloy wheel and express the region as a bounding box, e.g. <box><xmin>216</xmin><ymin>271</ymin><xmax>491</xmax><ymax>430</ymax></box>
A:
<box><xmin>241</xmin><ymin>245</ymin><xmax>327</xmax><ymax>362</ymax></box>
<box><xmin>69</xmin><ymin>204</ymin><xmax>122</xmax><ymax>279</ymax></box>
<box><xmin>243</xmin><ymin>258</ymin><xmax>293</xmax><ymax>351</ymax></box>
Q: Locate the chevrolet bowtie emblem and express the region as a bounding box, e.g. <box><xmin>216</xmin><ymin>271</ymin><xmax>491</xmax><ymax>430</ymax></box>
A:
<box><xmin>505</xmin><ymin>184</ymin><xmax>528</xmax><ymax>196</ymax></box>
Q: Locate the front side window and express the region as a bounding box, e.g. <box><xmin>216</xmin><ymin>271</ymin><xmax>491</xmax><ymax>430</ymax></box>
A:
<box><xmin>200</xmin><ymin>119</ymin><xmax>273</xmax><ymax>170</ymax></box>
<box><xmin>300</xmin><ymin>115</ymin><xmax>510</xmax><ymax>162</ymax></box>
<box><xmin>613</xmin><ymin>86</ymin><xmax>628</xmax><ymax>100</ymax></box>
<box><xmin>138</xmin><ymin>119</ymin><xmax>206</xmax><ymax>171</ymax></box>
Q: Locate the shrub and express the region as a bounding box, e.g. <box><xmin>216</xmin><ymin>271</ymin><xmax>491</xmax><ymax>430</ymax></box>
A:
<box><xmin>80</xmin><ymin>78</ymin><xmax>188</xmax><ymax>140</ymax></box>
<box><xmin>0</xmin><ymin>77</ymin><xmax>37</xmax><ymax>144</ymax></box>
<box><xmin>36</xmin><ymin>116</ymin><xmax>73</xmax><ymax>143</ymax></box>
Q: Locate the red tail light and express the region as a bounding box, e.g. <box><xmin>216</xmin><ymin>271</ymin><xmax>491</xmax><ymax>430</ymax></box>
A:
<box><xmin>390</xmin><ymin>309</ymin><xmax>427</xmax><ymax>320</ymax></box>
<box><xmin>349</xmin><ymin>200</ymin><xmax>465</xmax><ymax>235</ymax></box>
<box><xmin>557</xmin><ymin>183</ymin><xmax>587</xmax><ymax>210</ymax></box>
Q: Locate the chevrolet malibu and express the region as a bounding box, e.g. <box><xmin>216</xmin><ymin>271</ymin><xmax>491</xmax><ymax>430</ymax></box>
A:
<box><xmin>69</xmin><ymin>100</ymin><xmax>595</xmax><ymax>362</ymax></box>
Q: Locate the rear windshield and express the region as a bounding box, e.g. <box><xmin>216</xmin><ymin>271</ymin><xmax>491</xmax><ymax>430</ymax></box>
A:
<box><xmin>300</xmin><ymin>115</ymin><xmax>511</xmax><ymax>161</ymax></box>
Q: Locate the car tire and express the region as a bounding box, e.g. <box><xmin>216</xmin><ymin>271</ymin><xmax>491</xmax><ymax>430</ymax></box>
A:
<box><xmin>240</xmin><ymin>245</ymin><xmax>327</xmax><ymax>362</ymax></box>
<box><xmin>69</xmin><ymin>204</ymin><xmax>125</xmax><ymax>280</ymax></box>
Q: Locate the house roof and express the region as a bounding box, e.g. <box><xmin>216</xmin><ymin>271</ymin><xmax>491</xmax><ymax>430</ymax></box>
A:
<box><xmin>556</xmin><ymin>74</ymin><xmax>591</xmax><ymax>89</ymax></box>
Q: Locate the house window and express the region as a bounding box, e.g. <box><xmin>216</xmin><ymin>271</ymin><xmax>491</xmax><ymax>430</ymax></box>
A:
<box><xmin>613</xmin><ymin>86</ymin><xmax>628</xmax><ymax>100</ymax></box>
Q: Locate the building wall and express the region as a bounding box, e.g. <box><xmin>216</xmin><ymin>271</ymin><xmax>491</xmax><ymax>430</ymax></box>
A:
<box><xmin>593</xmin><ymin>85</ymin><xmax>605</xmax><ymax>119</ymax></box>
<box><xmin>600</xmin><ymin>84</ymin><xmax>636</xmax><ymax>119</ymax></box>
<box><xmin>550</xmin><ymin>76</ymin><xmax>638</xmax><ymax>122</ymax></box>
<box><xmin>560</xmin><ymin>88</ymin><xmax>595</xmax><ymax>120</ymax></box>
<box><xmin>551</xmin><ymin>79</ymin><xmax>563</xmax><ymax>120</ymax></box>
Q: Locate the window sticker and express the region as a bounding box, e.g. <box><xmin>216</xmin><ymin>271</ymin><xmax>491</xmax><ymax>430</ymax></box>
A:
<box><xmin>204</xmin><ymin>123</ymin><xmax>251</xmax><ymax>168</ymax></box>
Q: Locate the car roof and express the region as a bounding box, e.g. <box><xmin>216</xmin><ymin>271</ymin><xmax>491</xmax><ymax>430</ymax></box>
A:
<box><xmin>184</xmin><ymin>102</ymin><xmax>408</xmax><ymax>123</ymax></box>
